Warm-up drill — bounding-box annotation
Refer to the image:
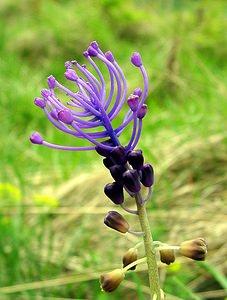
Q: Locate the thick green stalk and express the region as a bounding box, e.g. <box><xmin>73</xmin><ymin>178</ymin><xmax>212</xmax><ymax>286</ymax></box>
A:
<box><xmin>135</xmin><ymin>194</ymin><xmax>162</xmax><ymax>300</ymax></box>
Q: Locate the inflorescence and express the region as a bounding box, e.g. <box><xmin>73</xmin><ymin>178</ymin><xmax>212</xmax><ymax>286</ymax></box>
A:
<box><xmin>30</xmin><ymin>41</ymin><xmax>207</xmax><ymax>296</ymax></box>
<box><xmin>30</xmin><ymin>40</ymin><xmax>148</xmax><ymax>154</ymax></box>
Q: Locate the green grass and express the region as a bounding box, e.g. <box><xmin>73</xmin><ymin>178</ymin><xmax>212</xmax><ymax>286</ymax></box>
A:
<box><xmin>0</xmin><ymin>0</ymin><xmax>227</xmax><ymax>299</ymax></box>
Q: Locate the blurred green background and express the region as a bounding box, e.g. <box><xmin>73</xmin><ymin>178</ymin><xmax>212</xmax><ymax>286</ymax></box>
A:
<box><xmin>0</xmin><ymin>0</ymin><xmax>227</xmax><ymax>299</ymax></box>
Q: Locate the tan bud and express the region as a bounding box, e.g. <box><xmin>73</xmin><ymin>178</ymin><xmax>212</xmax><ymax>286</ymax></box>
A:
<box><xmin>104</xmin><ymin>211</ymin><xmax>129</xmax><ymax>233</ymax></box>
<box><xmin>100</xmin><ymin>269</ymin><xmax>125</xmax><ymax>292</ymax></box>
<box><xmin>179</xmin><ymin>238</ymin><xmax>207</xmax><ymax>261</ymax></box>
<box><xmin>123</xmin><ymin>248</ymin><xmax>138</xmax><ymax>270</ymax></box>
<box><xmin>160</xmin><ymin>249</ymin><xmax>175</xmax><ymax>265</ymax></box>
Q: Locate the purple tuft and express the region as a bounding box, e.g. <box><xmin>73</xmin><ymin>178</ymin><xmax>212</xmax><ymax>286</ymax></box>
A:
<box><xmin>65</xmin><ymin>61</ymin><xmax>72</xmax><ymax>69</ymax></box>
<box><xmin>87</xmin><ymin>46</ymin><xmax>98</xmax><ymax>57</ymax></box>
<box><xmin>34</xmin><ymin>97</ymin><xmax>46</xmax><ymax>108</ymax></box>
<box><xmin>41</xmin><ymin>89</ymin><xmax>51</xmax><ymax>99</ymax></box>
<box><xmin>90</xmin><ymin>41</ymin><xmax>99</xmax><ymax>49</ymax></box>
<box><xmin>133</xmin><ymin>88</ymin><xmax>142</xmax><ymax>98</ymax></box>
<box><xmin>127</xmin><ymin>94</ymin><xmax>139</xmax><ymax>112</ymax></box>
<box><xmin>30</xmin><ymin>132</ymin><xmax>43</xmax><ymax>144</ymax></box>
<box><xmin>58</xmin><ymin>109</ymin><xmax>74</xmax><ymax>124</ymax></box>
<box><xmin>131</xmin><ymin>52</ymin><xmax>142</xmax><ymax>67</ymax></box>
<box><xmin>64</xmin><ymin>69</ymin><xmax>78</xmax><ymax>81</ymax></box>
<box><xmin>83</xmin><ymin>51</ymin><xmax>89</xmax><ymax>58</ymax></box>
<box><xmin>105</xmin><ymin>51</ymin><xmax>115</xmax><ymax>62</ymax></box>
<box><xmin>137</xmin><ymin>104</ymin><xmax>148</xmax><ymax>119</ymax></box>
<box><xmin>48</xmin><ymin>75</ymin><xmax>56</xmax><ymax>89</ymax></box>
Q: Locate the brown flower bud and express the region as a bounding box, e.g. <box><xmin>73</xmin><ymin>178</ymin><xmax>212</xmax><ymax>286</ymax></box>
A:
<box><xmin>100</xmin><ymin>269</ymin><xmax>125</xmax><ymax>292</ymax></box>
<box><xmin>160</xmin><ymin>249</ymin><xmax>175</xmax><ymax>265</ymax></box>
<box><xmin>179</xmin><ymin>238</ymin><xmax>207</xmax><ymax>261</ymax></box>
<box><xmin>123</xmin><ymin>248</ymin><xmax>138</xmax><ymax>270</ymax></box>
<box><xmin>104</xmin><ymin>211</ymin><xmax>129</xmax><ymax>233</ymax></box>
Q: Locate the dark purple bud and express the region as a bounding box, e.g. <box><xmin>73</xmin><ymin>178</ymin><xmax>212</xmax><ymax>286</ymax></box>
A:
<box><xmin>87</xmin><ymin>46</ymin><xmax>98</xmax><ymax>57</ymax></box>
<box><xmin>127</xmin><ymin>94</ymin><xmax>139</xmax><ymax>112</ymax></box>
<box><xmin>90</xmin><ymin>41</ymin><xmax>99</xmax><ymax>49</ymax></box>
<box><xmin>140</xmin><ymin>164</ymin><xmax>154</xmax><ymax>187</ymax></box>
<box><xmin>123</xmin><ymin>170</ymin><xmax>141</xmax><ymax>193</ymax></box>
<box><xmin>34</xmin><ymin>97</ymin><xmax>46</xmax><ymax>108</ymax></box>
<box><xmin>103</xmin><ymin>157</ymin><xmax>115</xmax><ymax>169</ymax></box>
<box><xmin>137</xmin><ymin>104</ymin><xmax>148</xmax><ymax>119</ymax></box>
<box><xmin>109</xmin><ymin>146</ymin><xmax>127</xmax><ymax>165</ymax></box>
<box><xmin>104</xmin><ymin>211</ymin><xmax>129</xmax><ymax>233</ymax></box>
<box><xmin>47</xmin><ymin>75</ymin><xmax>56</xmax><ymax>89</ymax></box>
<box><xmin>127</xmin><ymin>149</ymin><xmax>144</xmax><ymax>170</ymax></box>
<box><xmin>82</xmin><ymin>64</ymin><xmax>86</xmax><ymax>68</ymax></box>
<box><xmin>133</xmin><ymin>88</ymin><xmax>142</xmax><ymax>98</ymax></box>
<box><xmin>131</xmin><ymin>52</ymin><xmax>142</xmax><ymax>67</ymax></box>
<box><xmin>109</xmin><ymin>165</ymin><xmax>127</xmax><ymax>184</ymax></box>
<box><xmin>95</xmin><ymin>139</ymin><xmax>114</xmax><ymax>157</ymax></box>
<box><xmin>104</xmin><ymin>182</ymin><xmax>124</xmax><ymax>205</ymax></box>
<box><xmin>58</xmin><ymin>109</ymin><xmax>74</xmax><ymax>124</ymax></box>
<box><xmin>105</xmin><ymin>51</ymin><xmax>115</xmax><ymax>62</ymax></box>
<box><xmin>30</xmin><ymin>132</ymin><xmax>43</xmax><ymax>144</ymax></box>
<box><xmin>41</xmin><ymin>89</ymin><xmax>51</xmax><ymax>99</ymax></box>
<box><xmin>64</xmin><ymin>69</ymin><xmax>78</xmax><ymax>81</ymax></box>
<box><xmin>65</xmin><ymin>61</ymin><xmax>72</xmax><ymax>69</ymax></box>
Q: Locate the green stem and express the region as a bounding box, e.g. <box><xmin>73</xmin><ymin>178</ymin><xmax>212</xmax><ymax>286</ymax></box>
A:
<box><xmin>135</xmin><ymin>193</ymin><xmax>162</xmax><ymax>300</ymax></box>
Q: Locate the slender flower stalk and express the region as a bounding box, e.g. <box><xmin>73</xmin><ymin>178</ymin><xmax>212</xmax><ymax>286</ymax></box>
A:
<box><xmin>135</xmin><ymin>193</ymin><xmax>162</xmax><ymax>299</ymax></box>
<box><xmin>30</xmin><ymin>41</ymin><xmax>207</xmax><ymax>300</ymax></box>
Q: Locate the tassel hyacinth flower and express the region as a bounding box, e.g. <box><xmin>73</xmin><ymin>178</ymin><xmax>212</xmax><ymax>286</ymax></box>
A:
<box><xmin>30</xmin><ymin>41</ymin><xmax>207</xmax><ymax>300</ymax></box>
<box><xmin>30</xmin><ymin>41</ymin><xmax>148</xmax><ymax>153</ymax></box>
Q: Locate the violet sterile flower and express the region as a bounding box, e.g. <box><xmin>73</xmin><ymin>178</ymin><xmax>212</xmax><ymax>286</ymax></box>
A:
<box><xmin>30</xmin><ymin>41</ymin><xmax>148</xmax><ymax>154</ymax></box>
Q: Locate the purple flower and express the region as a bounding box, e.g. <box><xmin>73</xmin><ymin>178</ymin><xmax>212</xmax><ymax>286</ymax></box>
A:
<box><xmin>30</xmin><ymin>41</ymin><xmax>148</xmax><ymax>153</ymax></box>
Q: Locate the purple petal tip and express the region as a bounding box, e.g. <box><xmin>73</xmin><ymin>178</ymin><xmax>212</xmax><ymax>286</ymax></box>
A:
<box><xmin>34</xmin><ymin>97</ymin><xmax>46</xmax><ymax>108</ymax></box>
<box><xmin>87</xmin><ymin>46</ymin><xmax>98</xmax><ymax>57</ymax></box>
<box><xmin>47</xmin><ymin>75</ymin><xmax>56</xmax><ymax>89</ymax></box>
<box><xmin>137</xmin><ymin>104</ymin><xmax>148</xmax><ymax>119</ymax></box>
<box><xmin>64</xmin><ymin>69</ymin><xmax>78</xmax><ymax>81</ymax></box>
<box><xmin>90</xmin><ymin>41</ymin><xmax>99</xmax><ymax>49</ymax></box>
<box><xmin>105</xmin><ymin>51</ymin><xmax>115</xmax><ymax>62</ymax></box>
<box><xmin>127</xmin><ymin>94</ymin><xmax>139</xmax><ymax>112</ymax></box>
<box><xmin>58</xmin><ymin>109</ymin><xmax>74</xmax><ymax>124</ymax></box>
<box><xmin>65</xmin><ymin>61</ymin><xmax>72</xmax><ymax>69</ymax></box>
<box><xmin>41</xmin><ymin>89</ymin><xmax>51</xmax><ymax>99</ymax></box>
<box><xmin>133</xmin><ymin>88</ymin><xmax>142</xmax><ymax>97</ymax></box>
<box><xmin>131</xmin><ymin>52</ymin><xmax>142</xmax><ymax>67</ymax></box>
<box><xmin>30</xmin><ymin>132</ymin><xmax>43</xmax><ymax>144</ymax></box>
<box><xmin>83</xmin><ymin>51</ymin><xmax>89</xmax><ymax>58</ymax></box>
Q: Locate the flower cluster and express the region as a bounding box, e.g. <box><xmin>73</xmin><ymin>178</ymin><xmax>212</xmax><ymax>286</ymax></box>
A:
<box><xmin>30</xmin><ymin>41</ymin><xmax>148</xmax><ymax>155</ymax></box>
<box><xmin>102</xmin><ymin>146</ymin><xmax>154</xmax><ymax>206</ymax></box>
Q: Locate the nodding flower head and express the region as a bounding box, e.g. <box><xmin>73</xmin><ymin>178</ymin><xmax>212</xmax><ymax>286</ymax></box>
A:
<box><xmin>30</xmin><ymin>41</ymin><xmax>149</xmax><ymax>153</ymax></box>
